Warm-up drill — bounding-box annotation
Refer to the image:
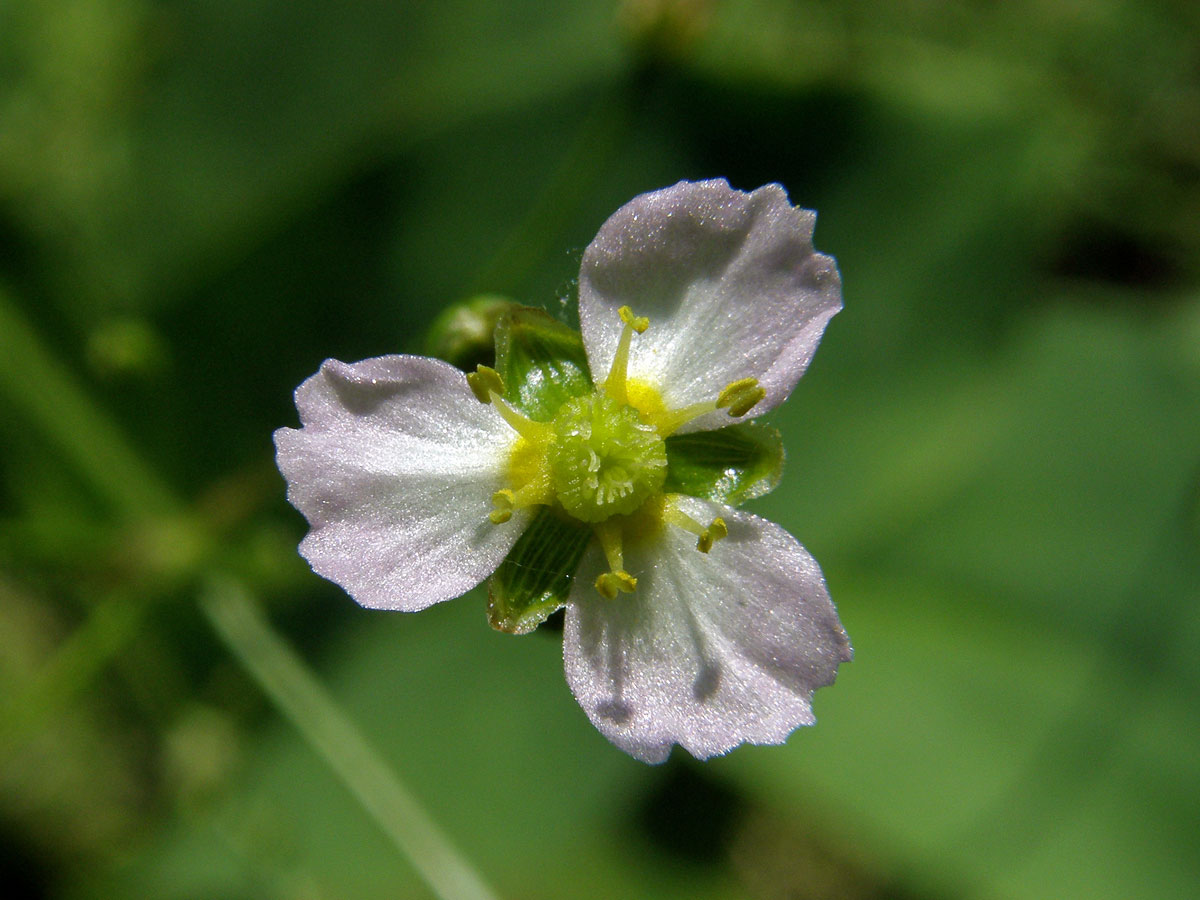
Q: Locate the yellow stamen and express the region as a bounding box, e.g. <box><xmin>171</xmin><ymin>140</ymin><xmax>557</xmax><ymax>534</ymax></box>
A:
<box><xmin>467</xmin><ymin>364</ymin><xmax>505</xmax><ymax>404</ymax></box>
<box><xmin>654</xmin><ymin>376</ymin><xmax>766</xmax><ymax>435</ymax></box>
<box><xmin>604</xmin><ymin>306</ymin><xmax>649</xmax><ymax>406</ymax></box>
<box><xmin>697</xmin><ymin>517</ymin><xmax>727</xmax><ymax>553</ymax></box>
<box><xmin>595</xmin><ymin>520</ymin><xmax>625</xmax><ymax>571</ymax></box>
<box><xmin>619</xmin><ymin>305</ymin><xmax>650</xmax><ymax>334</ymax></box>
<box><xmin>593</xmin><ymin>520</ymin><xmax>637</xmax><ymax>598</ymax></box>
<box><xmin>663</xmin><ymin>499</ymin><xmax>728</xmax><ymax>553</ymax></box>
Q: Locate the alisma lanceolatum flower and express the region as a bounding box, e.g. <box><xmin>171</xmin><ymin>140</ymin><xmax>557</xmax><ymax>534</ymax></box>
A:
<box><xmin>275</xmin><ymin>179</ymin><xmax>851</xmax><ymax>763</ymax></box>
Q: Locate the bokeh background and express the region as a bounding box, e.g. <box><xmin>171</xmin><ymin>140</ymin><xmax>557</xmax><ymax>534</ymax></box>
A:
<box><xmin>3</xmin><ymin>1</ymin><xmax>1199</xmax><ymax>898</ymax></box>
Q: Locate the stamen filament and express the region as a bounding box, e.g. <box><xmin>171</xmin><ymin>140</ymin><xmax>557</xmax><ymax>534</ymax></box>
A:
<box><xmin>603</xmin><ymin>306</ymin><xmax>649</xmax><ymax>406</ymax></box>
<box><xmin>595</xmin><ymin>520</ymin><xmax>625</xmax><ymax>572</ymax></box>
<box><xmin>655</xmin><ymin>400</ymin><xmax>719</xmax><ymax>436</ymax></box>
<box><xmin>468</xmin><ymin>365</ymin><xmax>554</xmax><ymax>442</ymax></box>
<box><xmin>491</xmin><ymin>396</ymin><xmax>553</xmax><ymax>443</ymax></box>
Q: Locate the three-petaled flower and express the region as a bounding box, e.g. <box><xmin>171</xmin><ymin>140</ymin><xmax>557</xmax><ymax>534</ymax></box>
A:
<box><xmin>275</xmin><ymin>179</ymin><xmax>851</xmax><ymax>763</ymax></box>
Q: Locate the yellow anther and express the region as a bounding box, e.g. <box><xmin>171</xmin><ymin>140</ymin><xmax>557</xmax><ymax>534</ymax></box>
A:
<box><xmin>488</xmin><ymin>478</ymin><xmax>556</xmax><ymax>524</ymax></box>
<box><xmin>467</xmin><ymin>364</ymin><xmax>505</xmax><ymax>404</ymax></box>
<box><xmin>696</xmin><ymin>516</ymin><xmax>727</xmax><ymax>553</ymax></box>
<box><xmin>595</xmin><ymin>570</ymin><xmax>638</xmax><ymax>599</ymax></box>
<box><xmin>489</xmin><ymin>489</ymin><xmax>516</xmax><ymax>524</ymax></box>
<box><xmin>716</xmin><ymin>377</ymin><xmax>766</xmax><ymax>418</ymax></box>
<box><xmin>618</xmin><ymin>305</ymin><xmax>650</xmax><ymax>334</ymax></box>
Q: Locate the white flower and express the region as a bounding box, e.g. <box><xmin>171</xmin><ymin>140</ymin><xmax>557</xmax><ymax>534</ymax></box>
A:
<box><xmin>275</xmin><ymin>179</ymin><xmax>851</xmax><ymax>763</ymax></box>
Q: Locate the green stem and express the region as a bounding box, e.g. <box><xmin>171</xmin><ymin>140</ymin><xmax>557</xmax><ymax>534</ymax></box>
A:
<box><xmin>199</xmin><ymin>576</ymin><xmax>501</xmax><ymax>900</ymax></box>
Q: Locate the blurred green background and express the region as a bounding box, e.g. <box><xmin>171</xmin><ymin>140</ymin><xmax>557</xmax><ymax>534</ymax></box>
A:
<box><xmin>2</xmin><ymin>0</ymin><xmax>1199</xmax><ymax>898</ymax></box>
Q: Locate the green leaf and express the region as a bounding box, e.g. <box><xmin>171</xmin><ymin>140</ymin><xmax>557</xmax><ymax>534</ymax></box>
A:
<box><xmin>663</xmin><ymin>422</ymin><xmax>785</xmax><ymax>507</ymax></box>
<box><xmin>493</xmin><ymin>306</ymin><xmax>593</xmax><ymax>421</ymax></box>
<box><xmin>487</xmin><ymin>508</ymin><xmax>592</xmax><ymax>635</ymax></box>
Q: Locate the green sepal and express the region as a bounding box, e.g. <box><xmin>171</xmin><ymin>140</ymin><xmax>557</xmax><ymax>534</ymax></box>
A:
<box><xmin>493</xmin><ymin>307</ymin><xmax>592</xmax><ymax>421</ymax></box>
<box><xmin>488</xmin><ymin>507</ymin><xmax>592</xmax><ymax>634</ymax></box>
<box><xmin>663</xmin><ymin>422</ymin><xmax>785</xmax><ymax>507</ymax></box>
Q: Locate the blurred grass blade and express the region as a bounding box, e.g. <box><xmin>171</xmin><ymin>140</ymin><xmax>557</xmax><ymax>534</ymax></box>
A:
<box><xmin>0</xmin><ymin>288</ymin><xmax>175</xmax><ymax>518</ymax></box>
<box><xmin>468</xmin><ymin>83</ymin><xmax>632</xmax><ymax>296</ymax></box>
<box><xmin>200</xmin><ymin>576</ymin><xmax>502</xmax><ymax>900</ymax></box>
<box><xmin>0</xmin><ymin>586</ymin><xmax>153</xmax><ymax>759</ymax></box>
<box><xmin>1</xmin><ymin>288</ymin><xmax>500</xmax><ymax>899</ymax></box>
<box><xmin>0</xmin><ymin>289</ymin><xmax>183</xmax><ymax>747</ymax></box>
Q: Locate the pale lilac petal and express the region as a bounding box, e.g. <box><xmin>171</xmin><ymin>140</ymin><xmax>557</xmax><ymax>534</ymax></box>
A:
<box><xmin>274</xmin><ymin>355</ymin><xmax>528</xmax><ymax>611</ymax></box>
<box><xmin>563</xmin><ymin>495</ymin><xmax>850</xmax><ymax>763</ymax></box>
<box><xmin>579</xmin><ymin>179</ymin><xmax>841</xmax><ymax>433</ymax></box>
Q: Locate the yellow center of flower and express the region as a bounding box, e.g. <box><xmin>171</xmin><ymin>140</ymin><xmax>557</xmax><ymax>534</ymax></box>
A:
<box><xmin>471</xmin><ymin>305</ymin><xmax>766</xmax><ymax>596</ymax></box>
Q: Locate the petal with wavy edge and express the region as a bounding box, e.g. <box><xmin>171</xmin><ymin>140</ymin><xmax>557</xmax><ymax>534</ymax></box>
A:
<box><xmin>579</xmin><ymin>179</ymin><xmax>841</xmax><ymax>434</ymax></box>
<box><xmin>563</xmin><ymin>495</ymin><xmax>851</xmax><ymax>763</ymax></box>
<box><xmin>274</xmin><ymin>355</ymin><xmax>527</xmax><ymax>611</ymax></box>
